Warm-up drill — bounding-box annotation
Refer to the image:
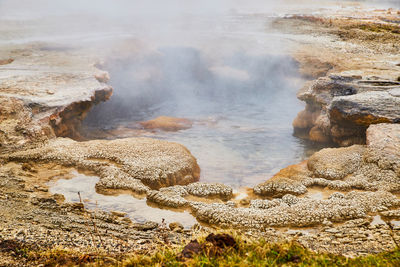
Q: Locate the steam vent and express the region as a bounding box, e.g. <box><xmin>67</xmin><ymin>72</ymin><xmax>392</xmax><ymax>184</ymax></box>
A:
<box><xmin>1</xmin><ymin>0</ymin><xmax>400</xmax><ymax>265</ymax></box>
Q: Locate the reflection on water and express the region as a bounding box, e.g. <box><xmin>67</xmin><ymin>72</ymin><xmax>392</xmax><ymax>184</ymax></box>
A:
<box><xmin>48</xmin><ymin>172</ymin><xmax>197</xmax><ymax>228</ymax></box>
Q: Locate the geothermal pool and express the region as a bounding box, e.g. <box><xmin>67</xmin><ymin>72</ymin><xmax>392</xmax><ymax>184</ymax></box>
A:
<box><xmin>83</xmin><ymin>46</ymin><xmax>322</xmax><ymax>188</ymax></box>
<box><xmin>49</xmin><ymin>13</ymin><xmax>328</xmax><ymax>226</ymax></box>
<box><xmin>54</xmin><ymin>45</ymin><xmax>323</xmax><ymax>227</ymax></box>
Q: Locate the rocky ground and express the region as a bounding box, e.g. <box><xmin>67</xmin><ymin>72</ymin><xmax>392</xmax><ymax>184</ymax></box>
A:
<box><xmin>1</xmin><ymin>2</ymin><xmax>400</xmax><ymax>266</ymax></box>
<box><xmin>286</xmin><ymin>9</ymin><xmax>400</xmax><ymax>146</ymax></box>
<box><xmin>0</xmin><ymin>43</ymin><xmax>113</xmax><ymax>151</ymax></box>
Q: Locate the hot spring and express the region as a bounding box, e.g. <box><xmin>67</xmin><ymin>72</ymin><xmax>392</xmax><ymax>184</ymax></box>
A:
<box><xmin>49</xmin><ymin>12</ymin><xmax>329</xmax><ymax>227</ymax></box>
<box><xmin>81</xmin><ymin>14</ymin><xmax>323</xmax><ymax>188</ymax></box>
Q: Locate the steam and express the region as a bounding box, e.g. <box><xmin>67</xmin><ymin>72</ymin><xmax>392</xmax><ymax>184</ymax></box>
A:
<box><xmin>85</xmin><ymin>47</ymin><xmax>300</xmax><ymax>125</ymax></box>
<box><xmin>1</xmin><ymin>0</ymin><xmax>397</xmax><ymax>125</ymax></box>
<box><xmin>0</xmin><ymin>0</ymin><xmax>310</xmax><ymax>126</ymax></box>
<box><xmin>1</xmin><ymin>0</ymin><xmax>397</xmax><ymax>123</ymax></box>
<box><xmin>1</xmin><ymin>0</ymin><xmax>398</xmax><ymax>45</ymax></box>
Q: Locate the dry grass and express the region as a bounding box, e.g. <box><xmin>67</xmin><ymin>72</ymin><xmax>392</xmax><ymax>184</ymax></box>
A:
<box><xmin>3</xmin><ymin>231</ymin><xmax>398</xmax><ymax>266</ymax></box>
<box><xmin>122</xmin><ymin>232</ymin><xmax>400</xmax><ymax>267</ymax></box>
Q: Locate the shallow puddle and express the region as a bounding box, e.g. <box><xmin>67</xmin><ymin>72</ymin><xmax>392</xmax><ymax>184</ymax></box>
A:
<box><xmin>305</xmin><ymin>187</ymin><xmax>339</xmax><ymax>200</ymax></box>
<box><xmin>48</xmin><ymin>171</ymin><xmax>197</xmax><ymax>228</ymax></box>
<box><xmin>390</xmin><ymin>220</ymin><xmax>400</xmax><ymax>228</ymax></box>
<box><xmin>370</xmin><ymin>215</ymin><xmax>387</xmax><ymax>226</ymax></box>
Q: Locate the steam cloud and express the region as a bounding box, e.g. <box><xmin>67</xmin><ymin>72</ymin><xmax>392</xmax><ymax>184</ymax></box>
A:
<box><xmin>1</xmin><ymin>0</ymin><xmax>397</xmax><ymax>126</ymax></box>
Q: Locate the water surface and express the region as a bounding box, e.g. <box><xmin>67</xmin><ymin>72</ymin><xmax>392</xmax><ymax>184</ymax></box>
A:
<box><xmin>84</xmin><ymin>44</ymin><xmax>322</xmax><ymax>188</ymax></box>
<box><xmin>48</xmin><ymin>172</ymin><xmax>197</xmax><ymax>227</ymax></box>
